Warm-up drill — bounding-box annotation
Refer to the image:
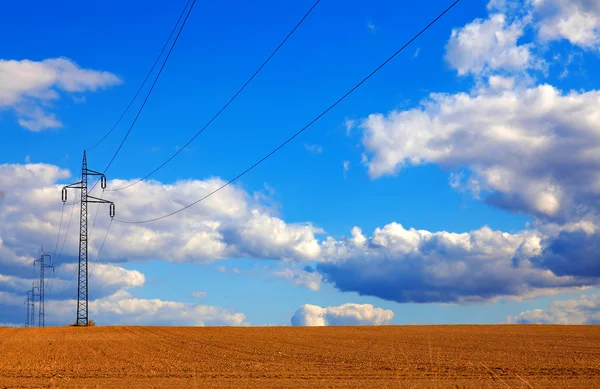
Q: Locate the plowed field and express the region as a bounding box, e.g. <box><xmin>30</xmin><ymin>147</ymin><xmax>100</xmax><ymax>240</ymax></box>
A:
<box><xmin>0</xmin><ymin>325</ymin><xmax>599</xmax><ymax>388</ymax></box>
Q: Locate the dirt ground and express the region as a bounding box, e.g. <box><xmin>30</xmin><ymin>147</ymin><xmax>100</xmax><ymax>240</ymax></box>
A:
<box><xmin>0</xmin><ymin>325</ymin><xmax>599</xmax><ymax>388</ymax></box>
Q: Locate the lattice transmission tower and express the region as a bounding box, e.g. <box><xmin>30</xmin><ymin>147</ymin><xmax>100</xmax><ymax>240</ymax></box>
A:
<box><xmin>26</xmin><ymin>285</ymin><xmax>39</xmax><ymax>327</ymax></box>
<box><xmin>34</xmin><ymin>248</ymin><xmax>53</xmax><ymax>327</ymax></box>
<box><xmin>62</xmin><ymin>151</ymin><xmax>115</xmax><ymax>326</ymax></box>
<box><xmin>24</xmin><ymin>295</ymin><xmax>30</xmax><ymax>327</ymax></box>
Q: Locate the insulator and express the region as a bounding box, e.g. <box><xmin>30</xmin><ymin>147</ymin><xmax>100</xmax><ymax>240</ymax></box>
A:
<box><xmin>101</xmin><ymin>175</ymin><xmax>107</xmax><ymax>190</ymax></box>
<box><xmin>62</xmin><ymin>187</ymin><xmax>67</xmax><ymax>203</ymax></box>
<box><xmin>109</xmin><ymin>203</ymin><xmax>115</xmax><ymax>218</ymax></box>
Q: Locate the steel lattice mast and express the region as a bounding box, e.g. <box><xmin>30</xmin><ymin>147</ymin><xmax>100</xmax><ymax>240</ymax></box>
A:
<box><xmin>28</xmin><ymin>285</ymin><xmax>39</xmax><ymax>327</ymax></box>
<box><xmin>34</xmin><ymin>248</ymin><xmax>53</xmax><ymax>327</ymax></box>
<box><xmin>24</xmin><ymin>295</ymin><xmax>30</xmax><ymax>327</ymax></box>
<box><xmin>62</xmin><ymin>151</ymin><xmax>115</xmax><ymax>326</ymax></box>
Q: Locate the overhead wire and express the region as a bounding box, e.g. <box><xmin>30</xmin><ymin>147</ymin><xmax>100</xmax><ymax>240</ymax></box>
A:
<box><xmin>114</xmin><ymin>0</ymin><xmax>462</xmax><ymax>225</ymax></box>
<box><xmin>45</xmin><ymin>202</ymin><xmax>66</xmax><ymax>300</ymax></box>
<box><xmin>44</xmin><ymin>0</ymin><xmax>196</xmax><ymax>305</ymax></box>
<box><xmin>89</xmin><ymin>219</ymin><xmax>114</xmax><ymax>279</ymax></box>
<box><xmin>87</xmin><ymin>0</ymin><xmax>194</xmax><ymax>152</ymax></box>
<box><xmin>88</xmin><ymin>189</ymin><xmax>105</xmax><ymax>240</ymax></box>
<box><xmin>102</xmin><ymin>0</ymin><xmax>198</xmax><ymax>175</ymax></box>
<box><xmin>107</xmin><ymin>0</ymin><xmax>322</xmax><ymax>192</ymax></box>
<box><xmin>46</xmin><ymin>199</ymin><xmax>77</xmax><ymax>299</ymax></box>
<box><xmin>52</xmin><ymin>203</ymin><xmax>66</xmax><ymax>260</ymax></box>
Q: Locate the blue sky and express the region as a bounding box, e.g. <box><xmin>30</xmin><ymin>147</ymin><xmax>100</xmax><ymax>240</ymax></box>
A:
<box><xmin>2</xmin><ymin>0</ymin><xmax>600</xmax><ymax>326</ymax></box>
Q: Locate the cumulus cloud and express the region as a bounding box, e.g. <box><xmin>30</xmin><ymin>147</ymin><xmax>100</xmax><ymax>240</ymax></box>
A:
<box><xmin>533</xmin><ymin>0</ymin><xmax>600</xmax><ymax>50</ymax></box>
<box><xmin>52</xmin><ymin>291</ymin><xmax>246</xmax><ymax>326</ymax></box>
<box><xmin>291</xmin><ymin>303</ymin><xmax>394</xmax><ymax>326</ymax></box>
<box><xmin>51</xmin><ymin>263</ymin><xmax>146</xmax><ymax>300</ymax></box>
<box><xmin>4</xmin><ymin>159</ymin><xmax>600</xmax><ymax>313</ymax></box>
<box><xmin>273</xmin><ymin>267</ymin><xmax>322</xmax><ymax>291</ymax></box>
<box><xmin>532</xmin><ymin>227</ymin><xmax>600</xmax><ymax>278</ymax></box>
<box><xmin>360</xmin><ymin>83</ymin><xmax>600</xmax><ymax>222</ymax></box>
<box><xmin>0</xmin><ymin>163</ymin><xmax>322</xmax><ymax>268</ymax></box>
<box><xmin>0</xmin><ymin>57</ymin><xmax>121</xmax><ymax>131</ymax></box>
<box><xmin>508</xmin><ymin>293</ymin><xmax>600</xmax><ymax>323</ymax></box>
<box><xmin>317</xmin><ymin>223</ymin><xmax>593</xmax><ymax>304</ymax></box>
<box><xmin>0</xmin><ymin>162</ymin><xmax>324</xmax><ymax>324</ymax></box>
<box><xmin>0</xmin><ymin>289</ymin><xmax>246</xmax><ymax>326</ymax></box>
<box><xmin>334</xmin><ymin>1</ymin><xmax>600</xmax><ymax>305</ymax></box>
<box><xmin>5</xmin><ymin>162</ymin><xmax>600</xmax><ymax>306</ymax></box>
<box><xmin>445</xmin><ymin>13</ymin><xmax>539</xmax><ymax>76</ymax></box>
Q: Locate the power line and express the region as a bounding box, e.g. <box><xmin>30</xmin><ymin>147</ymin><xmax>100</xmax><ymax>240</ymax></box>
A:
<box><xmin>46</xmin><ymin>198</ymin><xmax>78</xmax><ymax>299</ymax></box>
<box><xmin>107</xmin><ymin>0</ymin><xmax>322</xmax><ymax>192</ymax></box>
<box><xmin>50</xmin><ymin>218</ymin><xmax>112</xmax><ymax>301</ymax></box>
<box><xmin>45</xmin><ymin>0</ymin><xmax>194</xmax><ymax>307</ymax></box>
<box><xmin>89</xmin><ymin>189</ymin><xmax>105</xmax><ymax>240</ymax></box>
<box><xmin>87</xmin><ymin>0</ymin><xmax>194</xmax><ymax>152</ymax></box>
<box><xmin>102</xmin><ymin>0</ymin><xmax>198</xmax><ymax>175</ymax></box>
<box><xmin>89</xmin><ymin>219</ymin><xmax>114</xmax><ymax>279</ymax></box>
<box><xmin>52</xmin><ymin>203</ymin><xmax>66</xmax><ymax>259</ymax></box>
<box><xmin>115</xmin><ymin>0</ymin><xmax>462</xmax><ymax>225</ymax></box>
<box><xmin>55</xmin><ymin>199</ymin><xmax>77</xmax><ymax>262</ymax></box>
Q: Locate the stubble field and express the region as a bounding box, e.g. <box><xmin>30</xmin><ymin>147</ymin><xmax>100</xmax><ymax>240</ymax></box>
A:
<box><xmin>0</xmin><ymin>325</ymin><xmax>599</xmax><ymax>388</ymax></box>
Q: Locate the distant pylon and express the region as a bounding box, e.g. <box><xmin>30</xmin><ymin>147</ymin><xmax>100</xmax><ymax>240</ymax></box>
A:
<box><xmin>34</xmin><ymin>248</ymin><xmax>53</xmax><ymax>327</ymax></box>
<box><xmin>62</xmin><ymin>151</ymin><xmax>115</xmax><ymax>326</ymax></box>
<box><xmin>28</xmin><ymin>285</ymin><xmax>39</xmax><ymax>327</ymax></box>
<box><xmin>24</xmin><ymin>296</ymin><xmax>30</xmax><ymax>327</ymax></box>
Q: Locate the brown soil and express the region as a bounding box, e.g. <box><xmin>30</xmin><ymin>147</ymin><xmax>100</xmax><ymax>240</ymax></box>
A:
<box><xmin>0</xmin><ymin>325</ymin><xmax>599</xmax><ymax>388</ymax></box>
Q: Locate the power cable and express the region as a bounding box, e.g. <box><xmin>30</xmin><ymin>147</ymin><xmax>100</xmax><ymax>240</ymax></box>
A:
<box><xmin>107</xmin><ymin>0</ymin><xmax>322</xmax><ymax>192</ymax></box>
<box><xmin>55</xmin><ymin>200</ymin><xmax>77</xmax><ymax>263</ymax></box>
<box><xmin>114</xmin><ymin>0</ymin><xmax>461</xmax><ymax>225</ymax></box>
<box><xmin>46</xmin><ymin>202</ymin><xmax>66</xmax><ymax>299</ymax></box>
<box><xmin>87</xmin><ymin>0</ymin><xmax>194</xmax><ymax>151</ymax></box>
<box><xmin>46</xmin><ymin>197</ymin><xmax>78</xmax><ymax>299</ymax></box>
<box><xmin>52</xmin><ymin>203</ymin><xmax>66</xmax><ymax>259</ymax></box>
<box><xmin>88</xmin><ymin>189</ymin><xmax>105</xmax><ymax>240</ymax></box>
<box><xmin>89</xmin><ymin>219</ymin><xmax>114</xmax><ymax>279</ymax></box>
<box><xmin>102</xmin><ymin>0</ymin><xmax>198</xmax><ymax>174</ymax></box>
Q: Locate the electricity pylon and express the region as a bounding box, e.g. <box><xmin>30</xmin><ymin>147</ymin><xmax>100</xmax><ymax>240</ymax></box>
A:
<box><xmin>24</xmin><ymin>297</ymin><xmax>30</xmax><ymax>327</ymax></box>
<box><xmin>62</xmin><ymin>151</ymin><xmax>115</xmax><ymax>326</ymax></box>
<box><xmin>34</xmin><ymin>248</ymin><xmax>53</xmax><ymax>327</ymax></box>
<box><xmin>27</xmin><ymin>285</ymin><xmax>39</xmax><ymax>327</ymax></box>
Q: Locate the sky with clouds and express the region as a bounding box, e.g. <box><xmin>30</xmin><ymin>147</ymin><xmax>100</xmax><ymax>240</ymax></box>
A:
<box><xmin>2</xmin><ymin>0</ymin><xmax>600</xmax><ymax>327</ymax></box>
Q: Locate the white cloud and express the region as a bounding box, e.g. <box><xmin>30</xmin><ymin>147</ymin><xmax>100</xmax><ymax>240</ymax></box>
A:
<box><xmin>534</xmin><ymin>0</ymin><xmax>600</xmax><ymax>50</ymax></box>
<box><xmin>360</xmin><ymin>83</ymin><xmax>600</xmax><ymax>222</ymax></box>
<box><xmin>0</xmin><ymin>163</ymin><xmax>323</xmax><ymax>266</ymax></box>
<box><xmin>273</xmin><ymin>268</ymin><xmax>322</xmax><ymax>291</ymax></box>
<box><xmin>508</xmin><ymin>293</ymin><xmax>600</xmax><ymax>323</ymax></box>
<box><xmin>291</xmin><ymin>303</ymin><xmax>394</xmax><ymax>326</ymax></box>
<box><xmin>0</xmin><ymin>273</ymin><xmax>37</xmax><ymax>293</ymax></box>
<box><xmin>0</xmin><ymin>162</ymin><xmax>327</xmax><ymax>326</ymax></box>
<box><xmin>192</xmin><ymin>291</ymin><xmax>207</xmax><ymax>298</ymax></box>
<box><xmin>76</xmin><ymin>291</ymin><xmax>246</xmax><ymax>326</ymax></box>
<box><xmin>317</xmin><ymin>222</ymin><xmax>596</xmax><ymax>303</ymax></box>
<box><xmin>445</xmin><ymin>13</ymin><xmax>539</xmax><ymax>76</ymax></box>
<box><xmin>4</xmin><ymin>162</ymin><xmax>600</xmax><ymax>307</ymax></box>
<box><xmin>367</xmin><ymin>21</ymin><xmax>377</xmax><ymax>32</ymax></box>
<box><xmin>61</xmin><ymin>262</ymin><xmax>145</xmax><ymax>298</ymax></box>
<box><xmin>0</xmin><ymin>289</ymin><xmax>246</xmax><ymax>326</ymax></box>
<box><xmin>17</xmin><ymin>107</ymin><xmax>62</xmax><ymax>132</ymax></box>
<box><xmin>0</xmin><ymin>57</ymin><xmax>121</xmax><ymax>131</ymax></box>
<box><xmin>343</xmin><ymin>160</ymin><xmax>350</xmax><ymax>177</ymax></box>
